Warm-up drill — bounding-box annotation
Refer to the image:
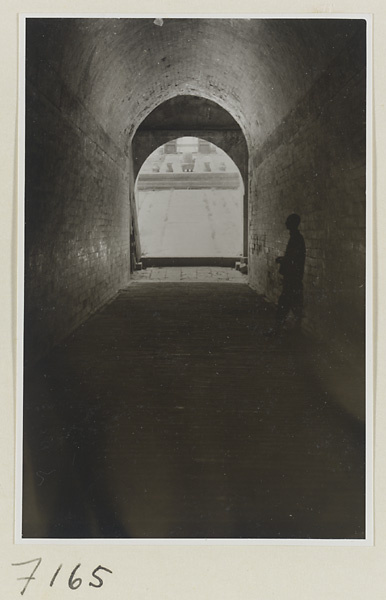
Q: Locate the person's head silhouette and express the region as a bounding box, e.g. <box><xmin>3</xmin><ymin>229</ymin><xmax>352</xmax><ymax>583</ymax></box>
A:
<box><xmin>285</xmin><ymin>213</ymin><xmax>301</xmax><ymax>231</ymax></box>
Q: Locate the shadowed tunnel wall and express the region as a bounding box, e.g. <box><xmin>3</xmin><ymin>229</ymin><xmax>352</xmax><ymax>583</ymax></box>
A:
<box><xmin>24</xmin><ymin>18</ymin><xmax>367</xmax><ymax>366</ymax></box>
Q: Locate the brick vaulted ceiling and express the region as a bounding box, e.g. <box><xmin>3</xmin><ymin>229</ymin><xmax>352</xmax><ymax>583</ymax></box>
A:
<box><xmin>26</xmin><ymin>17</ymin><xmax>363</xmax><ymax>152</ymax></box>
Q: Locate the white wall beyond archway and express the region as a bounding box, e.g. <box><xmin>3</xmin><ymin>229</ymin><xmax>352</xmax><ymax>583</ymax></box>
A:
<box><xmin>135</xmin><ymin>138</ymin><xmax>244</xmax><ymax>258</ymax></box>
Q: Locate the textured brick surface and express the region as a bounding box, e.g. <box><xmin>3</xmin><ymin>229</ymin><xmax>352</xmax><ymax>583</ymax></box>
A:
<box><xmin>132</xmin><ymin>267</ymin><xmax>246</xmax><ymax>282</ymax></box>
<box><xmin>248</xmin><ymin>26</ymin><xmax>366</xmax><ymax>350</ymax></box>
<box><xmin>25</xmin><ymin>72</ymin><xmax>132</xmax><ymax>363</ymax></box>
<box><xmin>24</xmin><ymin>18</ymin><xmax>367</xmax><ymax>362</ymax></box>
<box><xmin>23</xmin><ymin>280</ymin><xmax>364</xmax><ymax>538</ymax></box>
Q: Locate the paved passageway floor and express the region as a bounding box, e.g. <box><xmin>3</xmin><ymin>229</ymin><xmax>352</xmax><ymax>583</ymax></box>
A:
<box><xmin>133</xmin><ymin>266</ymin><xmax>246</xmax><ymax>282</ymax></box>
<box><xmin>23</xmin><ymin>269</ymin><xmax>365</xmax><ymax>539</ymax></box>
<box><xmin>137</xmin><ymin>188</ymin><xmax>243</xmax><ymax>257</ymax></box>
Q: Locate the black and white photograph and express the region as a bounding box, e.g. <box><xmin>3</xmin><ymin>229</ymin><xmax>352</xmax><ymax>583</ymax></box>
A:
<box><xmin>20</xmin><ymin>16</ymin><xmax>370</xmax><ymax>541</ymax></box>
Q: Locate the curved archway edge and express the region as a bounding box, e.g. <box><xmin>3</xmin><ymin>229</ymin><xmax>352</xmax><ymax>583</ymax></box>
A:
<box><xmin>131</xmin><ymin>96</ymin><xmax>249</xmax><ymax>256</ymax></box>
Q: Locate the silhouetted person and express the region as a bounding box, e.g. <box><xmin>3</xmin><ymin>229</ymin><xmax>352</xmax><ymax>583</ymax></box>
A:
<box><xmin>273</xmin><ymin>213</ymin><xmax>306</xmax><ymax>333</ymax></box>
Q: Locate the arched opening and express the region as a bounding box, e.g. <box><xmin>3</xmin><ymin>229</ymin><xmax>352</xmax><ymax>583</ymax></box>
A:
<box><xmin>134</xmin><ymin>137</ymin><xmax>244</xmax><ymax>264</ymax></box>
<box><xmin>21</xmin><ymin>18</ymin><xmax>367</xmax><ymax>541</ymax></box>
<box><xmin>131</xmin><ymin>95</ymin><xmax>249</xmax><ymax>267</ymax></box>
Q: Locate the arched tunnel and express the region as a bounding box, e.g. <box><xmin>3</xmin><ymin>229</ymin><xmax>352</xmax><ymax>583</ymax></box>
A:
<box><xmin>134</xmin><ymin>100</ymin><xmax>247</xmax><ymax>260</ymax></box>
<box><xmin>23</xmin><ymin>17</ymin><xmax>367</xmax><ymax>539</ymax></box>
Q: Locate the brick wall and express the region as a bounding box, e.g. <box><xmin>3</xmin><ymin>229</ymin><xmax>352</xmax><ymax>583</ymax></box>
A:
<box><xmin>248</xmin><ymin>27</ymin><xmax>366</xmax><ymax>350</ymax></box>
<box><xmin>24</xmin><ymin>19</ymin><xmax>366</xmax><ymax>364</ymax></box>
<box><xmin>24</xmin><ymin>80</ymin><xmax>132</xmax><ymax>365</ymax></box>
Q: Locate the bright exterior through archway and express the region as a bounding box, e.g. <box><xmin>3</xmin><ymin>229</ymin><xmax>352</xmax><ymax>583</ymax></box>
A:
<box><xmin>135</xmin><ymin>137</ymin><xmax>244</xmax><ymax>258</ymax></box>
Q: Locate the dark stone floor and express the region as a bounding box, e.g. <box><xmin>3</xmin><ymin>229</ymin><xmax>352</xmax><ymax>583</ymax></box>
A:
<box><xmin>23</xmin><ymin>277</ymin><xmax>365</xmax><ymax>539</ymax></box>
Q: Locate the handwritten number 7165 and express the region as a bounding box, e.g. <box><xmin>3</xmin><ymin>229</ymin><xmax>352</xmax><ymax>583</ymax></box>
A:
<box><xmin>11</xmin><ymin>559</ymin><xmax>113</xmax><ymax>595</ymax></box>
